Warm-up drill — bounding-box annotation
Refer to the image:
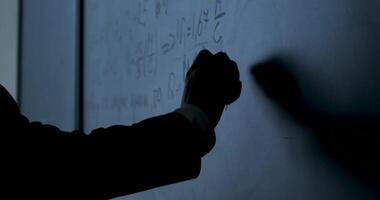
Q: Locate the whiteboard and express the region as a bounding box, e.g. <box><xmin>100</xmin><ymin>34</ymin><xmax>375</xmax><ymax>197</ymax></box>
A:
<box><xmin>84</xmin><ymin>0</ymin><xmax>380</xmax><ymax>199</ymax></box>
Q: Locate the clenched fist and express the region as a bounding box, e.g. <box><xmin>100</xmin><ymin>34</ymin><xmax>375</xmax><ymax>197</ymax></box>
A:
<box><xmin>182</xmin><ymin>49</ymin><xmax>242</xmax><ymax>127</ymax></box>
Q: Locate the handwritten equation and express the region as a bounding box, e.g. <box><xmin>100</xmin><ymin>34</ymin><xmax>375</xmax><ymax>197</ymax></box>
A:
<box><xmin>86</xmin><ymin>0</ymin><xmax>231</xmax><ymax>126</ymax></box>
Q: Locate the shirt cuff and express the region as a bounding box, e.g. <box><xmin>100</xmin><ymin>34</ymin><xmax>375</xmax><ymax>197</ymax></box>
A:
<box><xmin>174</xmin><ymin>104</ymin><xmax>213</xmax><ymax>133</ymax></box>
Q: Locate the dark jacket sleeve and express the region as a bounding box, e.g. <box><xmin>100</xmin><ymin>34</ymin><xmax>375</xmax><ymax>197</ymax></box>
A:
<box><xmin>0</xmin><ymin>85</ymin><xmax>215</xmax><ymax>199</ymax></box>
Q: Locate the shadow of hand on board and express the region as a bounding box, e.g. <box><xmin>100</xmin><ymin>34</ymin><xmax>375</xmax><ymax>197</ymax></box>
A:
<box><xmin>251</xmin><ymin>57</ymin><xmax>380</xmax><ymax>189</ymax></box>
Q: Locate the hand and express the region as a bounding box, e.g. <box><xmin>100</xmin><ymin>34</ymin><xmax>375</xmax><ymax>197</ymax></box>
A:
<box><xmin>181</xmin><ymin>49</ymin><xmax>242</xmax><ymax>127</ymax></box>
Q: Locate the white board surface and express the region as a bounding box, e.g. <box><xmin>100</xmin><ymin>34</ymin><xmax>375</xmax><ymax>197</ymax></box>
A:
<box><xmin>84</xmin><ymin>1</ymin><xmax>380</xmax><ymax>199</ymax></box>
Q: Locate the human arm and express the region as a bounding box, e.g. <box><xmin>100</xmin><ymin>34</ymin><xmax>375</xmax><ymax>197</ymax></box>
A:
<box><xmin>2</xmin><ymin>90</ymin><xmax>213</xmax><ymax>198</ymax></box>
<box><xmin>1</xmin><ymin>49</ymin><xmax>241</xmax><ymax>199</ymax></box>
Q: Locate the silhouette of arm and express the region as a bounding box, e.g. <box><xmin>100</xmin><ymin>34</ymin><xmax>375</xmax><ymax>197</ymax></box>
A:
<box><xmin>1</xmin><ymin>84</ymin><xmax>214</xmax><ymax>199</ymax></box>
<box><xmin>1</xmin><ymin>49</ymin><xmax>241</xmax><ymax>199</ymax></box>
